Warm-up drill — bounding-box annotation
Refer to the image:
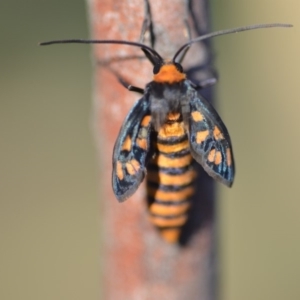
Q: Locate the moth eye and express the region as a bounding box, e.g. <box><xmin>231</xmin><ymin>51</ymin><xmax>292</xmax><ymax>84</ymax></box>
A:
<box><xmin>174</xmin><ymin>62</ymin><xmax>183</xmax><ymax>73</ymax></box>
<box><xmin>153</xmin><ymin>64</ymin><xmax>161</xmax><ymax>74</ymax></box>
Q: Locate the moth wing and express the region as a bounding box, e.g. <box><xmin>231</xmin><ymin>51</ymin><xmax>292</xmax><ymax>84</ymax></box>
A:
<box><xmin>112</xmin><ymin>95</ymin><xmax>152</xmax><ymax>202</ymax></box>
<box><xmin>189</xmin><ymin>94</ymin><xmax>235</xmax><ymax>187</ymax></box>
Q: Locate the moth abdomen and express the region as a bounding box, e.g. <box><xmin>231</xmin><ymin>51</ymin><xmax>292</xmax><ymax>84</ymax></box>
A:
<box><xmin>146</xmin><ymin>112</ymin><xmax>196</xmax><ymax>243</ymax></box>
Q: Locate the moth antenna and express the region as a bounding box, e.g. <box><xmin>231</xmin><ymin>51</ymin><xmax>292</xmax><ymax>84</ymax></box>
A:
<box><xmin>40</xmin><ymin>39</ymin><xmax>164</xmax><ymax>63</ymax></box>
<box><xmin>173</xmin><ymin>23</ymin><xmax>293</xmax><ymax>62</ymax></box>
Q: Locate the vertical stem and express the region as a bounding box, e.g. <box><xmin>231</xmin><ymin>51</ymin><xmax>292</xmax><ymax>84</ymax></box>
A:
<box><xmin>87</xmin><ymin>0</ymin><xmax>215</xmax><ymax>299</ymax></box>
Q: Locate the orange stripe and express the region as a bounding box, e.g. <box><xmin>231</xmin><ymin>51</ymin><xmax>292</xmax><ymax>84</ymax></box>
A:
<box><xmin>125</xmin><ymin>159</ymin><xmax>140</xmax><ymax>175</ymax></box>
<box><xmin>121</xmin><ymin>136</ymin><xmax>132</xmax><ymax>151</ymax></box>
<box><xmin>147</xmin><ymin>186</ymin><xmax>194</xmax><ymax>201</ymax></box>
<box><xmin>147</xmin><ymin>169</ymin><xmax>197</xmax><ymax>186</ymax></box>
<box><xmin>213</xmin><ymin>126</ymin><xmax>224</xmax><ymax>140</ymax></box>
<box><xmin>208</xmin><ymin>149</ymin><xmax>216</xmax><ymax>162</ymax></box>
<box><xmin>136</xmin><ymin>138</ymin><xmax>148</xmax><ymax>150</ymax></box>
<box><xmin>149</xmin><ymin>214</ymin><xmax>187</xmax><ymax>227</ymax></box>
<box><xmin>116</xmin><ymin>161</ymin><xmax>124</xmax><ymax>180</ymax></box>
<box><xmin>160</xmin><ymin>228</ymin><xmax>181</xmax><ymax>243</ymax></box>
<box><xmin>214</xmin><ymin>151</ymin><xmax>222</xmax><ymax>165</ymax></box>
<box><xmin>149</xmin><ymin>202</ymin><xmax>190</xmax><ymax>216</ymax></box>
<box><xmin>155</xmin><ymin>153</ymin><xmax>193</xmax><ymax>168</ymax></box>
<box><xmin>226</xmin><ymin>148</ymin><xmax>232</xmax><ymax>166</ymax></box>
<box><xmin>191</xmin><ymin>111</ymin><xmax>204</xmax><ymax>122</ymax></box>
<box><xmin>158</xmin><ymin>121</ymin><xmax>185</xmax><ymax>139</ymax></box>
<box><xmin>157</xmin><ymin>139</ymin><xmax>189</xmax><ymax>153</ymax></box>
<box><xmin>131</xmin><ymin>159</ymin><xmax>140</xmax><ymax>170</ymax></box>
<box><xmin>141</xmin><ymin>115</ymin><xmax>151</xmax><ymax>127</ymax></box>
<box><xmin>125</xmin><ymin>163</ymin><xmax>135</xmax><ymax>175</ymax></box>
<box><xmin>196</xmin><ymin>130</ymin><xmax>209</xmax><ymax>144</ymax></box>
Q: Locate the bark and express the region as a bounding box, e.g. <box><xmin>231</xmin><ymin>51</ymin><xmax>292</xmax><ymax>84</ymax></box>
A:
<box><xmin>87</xmin><ymin>0</ymin><xmax>215</xmax><ymax>299</ymax></box>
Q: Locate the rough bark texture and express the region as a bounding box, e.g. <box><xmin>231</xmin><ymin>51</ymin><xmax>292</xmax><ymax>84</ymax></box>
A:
<box><xmin>87</xmin><ymin>0</ymin><xmax>215</xmax><ymax>299</ymax></box>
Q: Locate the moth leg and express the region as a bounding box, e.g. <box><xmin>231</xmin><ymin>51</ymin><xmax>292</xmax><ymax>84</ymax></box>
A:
<box><xmin>116</xmin><ymin>73</ymin><xmax>144</xmax><ymax>94</ymax></box>
<box><xmin>189</xmin><ymin>67</ymin><xmax>219</xmax><ymax>90</ymax></box>
<box><xmin>139</xmin><ymin>0</ymin><xmax>155</xmax><ymax>47</ymax></box>
<box><xmin>108</xmin><ymin>0</ymin><xmax>154</xmax><ymax>95</ymax></box>
<box><xmin>191</xmin><ymin>76</ymin><xmax>218</xmax><ymax>90</ymax></box>
<box><xmin>139</xmin><ymin>0</ymin><xmax>157</xmax><ymax>66</ymax></box>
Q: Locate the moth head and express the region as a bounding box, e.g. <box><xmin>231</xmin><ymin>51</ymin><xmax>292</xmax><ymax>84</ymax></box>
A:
<box><xmin>153</xmin><ymin>61</ymin><xmax>186</xmax><ymax>84</ymax></box>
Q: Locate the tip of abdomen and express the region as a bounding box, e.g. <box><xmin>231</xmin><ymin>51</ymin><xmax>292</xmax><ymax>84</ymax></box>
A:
<box><xmin>159</xmin><ymin>228</ymin><xmax>182</xmax><ymax>243</ymax></box>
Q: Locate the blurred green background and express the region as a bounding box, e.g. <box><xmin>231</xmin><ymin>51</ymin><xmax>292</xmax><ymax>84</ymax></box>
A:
<box><xmin>0</xmin><ymin>1</ymin><xmax>299</xmax><ymax>300</ymax></box>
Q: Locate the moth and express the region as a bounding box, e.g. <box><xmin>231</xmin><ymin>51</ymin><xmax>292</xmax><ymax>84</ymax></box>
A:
<box><xmin>41</xmin><ymin>23</ymin><xmax>291</xmax><ymax>242</ymax></box>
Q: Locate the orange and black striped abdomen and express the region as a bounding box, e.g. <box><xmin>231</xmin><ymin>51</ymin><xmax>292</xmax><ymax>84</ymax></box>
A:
<box><xmin>146</xmin><ymin>112</ymin><xmax>197</xmax><ymax>243</ymax></box>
